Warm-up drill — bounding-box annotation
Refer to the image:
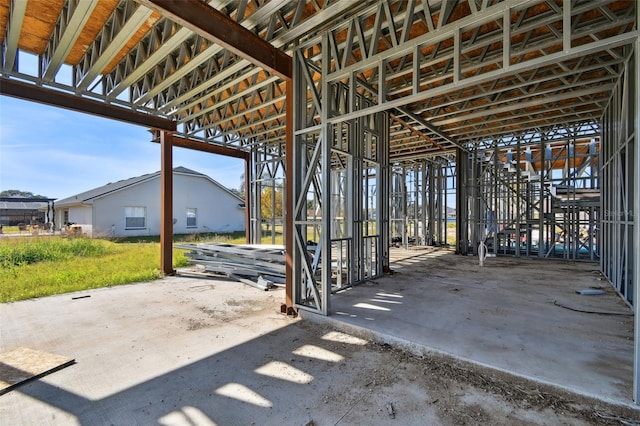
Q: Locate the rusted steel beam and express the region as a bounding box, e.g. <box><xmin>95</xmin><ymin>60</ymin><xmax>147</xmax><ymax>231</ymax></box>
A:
<box><xmin>0</xmin><ymin>78</ymin><xmax>176</xmax><ymax>132</ymax></box>
<box><xmin>138</xmin><ymin>0</ymin><xmax>292</xmax><ymax>80</ymax></box>
<box><xmin>160</xmin><ymin>131</ymin><xmax>176</xmax><ymax>276</ymax></box>
<box><xmin>168</xmin><ymin>135</ymin><xmax>250</xmax><ymax>160</ymax></box>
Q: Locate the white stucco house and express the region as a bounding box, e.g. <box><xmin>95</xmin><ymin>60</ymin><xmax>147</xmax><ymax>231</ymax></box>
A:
<box><xmin>54</xmin><ymin>166</ymin><xmax>245</xmax><ymax>237</ymax></box>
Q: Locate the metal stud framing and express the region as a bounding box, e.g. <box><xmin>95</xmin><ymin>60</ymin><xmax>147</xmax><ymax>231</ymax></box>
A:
<box><xmin>461</xmin><ymin>130</ymin><xmax>600</xmax><ymax>260</ymax></box>
<box><xmin>601</xmin><ymin>39</ymin><xmax>639</xmax><ymax>401</ymax></box>
<box><xmin>390</xmin><ymin>158</ymin><xmax>455</xmax><ymax>249</ymax></box>
<box><xmin>292</xmin><ymin>33</ymin><xmax>388</xmax><ymax>315</ymax></box>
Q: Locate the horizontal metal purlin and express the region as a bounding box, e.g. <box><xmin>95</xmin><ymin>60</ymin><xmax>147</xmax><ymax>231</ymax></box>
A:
<box><xmin>139</xmin><ymin>0</ymin><xmax>292</xmax><ymax>80</ymax></box>
<box><xmin>0</xmin><ymin>78</ymin><xmax>176</xmax><ymax>132</ymax></box>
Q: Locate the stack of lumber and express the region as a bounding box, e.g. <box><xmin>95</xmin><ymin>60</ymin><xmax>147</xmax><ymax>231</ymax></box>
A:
<box><xmin>175</xmin><ymin>243</ymin><xmax>285</xmax><ymax>291</ymax></box>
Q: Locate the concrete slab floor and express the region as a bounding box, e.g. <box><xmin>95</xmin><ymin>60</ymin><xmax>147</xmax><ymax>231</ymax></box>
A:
<box><xmin>309</xmin><ymin>247</ymin><xmax>635</xmax><ymax>407</ymax></box>
<box><xmin>1</xmin><ymin>267</ymin><xmax>639</xmax><ymax>425</ymax></box>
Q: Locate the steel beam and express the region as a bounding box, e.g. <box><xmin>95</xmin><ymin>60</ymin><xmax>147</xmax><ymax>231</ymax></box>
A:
<box><xmin>0</xmin><ymin>78</ymin><xmax>175</xmax><ymax>131</ymax></box>
<box><xmin>166</xmin><ymin>135</ymin><xmax>250</xmax><ymax>159</ymax></box>
<box><xmin>634</xmin><ymin>23</ymin><xmax>640</xmax><ymax>405</ymax></box>
<box><xmin>138</xmin><ymin>0</ymin><xmax>292</xmax><ymax>80</ymax></box>
<box><xmin>160</xmin><ymin>131</ymin><xmax>175</xmax><ymax>276</ymax></box>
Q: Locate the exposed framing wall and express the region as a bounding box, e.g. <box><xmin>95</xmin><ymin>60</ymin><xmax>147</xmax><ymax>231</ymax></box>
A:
<box><xmin>598</xmin><ymin>35</ymin><xmax>639</xmax><ymax>404</ymax></box>
<box><xmin>601</xmin><ymin>46</ymin><xmax>637</xmax><ymax>307</ymax></box>
<box><xmin>460</xmin><ymin>130</ymin><xmax>600</xmax><ymax>261</ymax></box>
<box><xmin>291</xmin><ymin>34</ymin><xmax>389</xmax><ymax>315</ymax></box>
<box><xmin>390</xmin><ymin>158</ymin><xmax>456</xmax><ymax>249</ymax></box>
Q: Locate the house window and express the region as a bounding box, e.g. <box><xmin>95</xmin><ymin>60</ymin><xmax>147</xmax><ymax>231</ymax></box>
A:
<box><xmin>125</xmin><ymin>206</ymin><xmax>146</xmax><ymax>229</ymax></box>
<box><xmin>63</xmin><ymin>210</ymin><xmax>69</xmax><ymax>225</ymax></box>
<box><xmin>186</xmin><ymin>208</ymin><xmax>197</xmax><ymax>228</ymax></box>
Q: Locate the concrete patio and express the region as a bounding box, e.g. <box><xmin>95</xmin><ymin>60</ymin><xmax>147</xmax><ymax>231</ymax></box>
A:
<box><xmin>309</xmin><ymin>247</ymin><xmax>634</xmax><ymax>405</ymax></box>
<box><xmin>1</xmin><ymin>252</ymin><xmax>638</xmax><ymax>425</ymax></box>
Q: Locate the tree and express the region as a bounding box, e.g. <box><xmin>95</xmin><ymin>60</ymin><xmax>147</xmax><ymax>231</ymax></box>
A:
<box><xmin>0</xmin><ymin>190</ymin><xmax>47</xmax><ymax>198</ymax></box>
<box><xmin>261</xmin><ymin>187</ymin><xmax>283</xmax><ymax>219</ymax></box>
<box><xmin>237</xmin><ymin>173</ymin><xmax>245</xmax><ymax>198</ymax></box>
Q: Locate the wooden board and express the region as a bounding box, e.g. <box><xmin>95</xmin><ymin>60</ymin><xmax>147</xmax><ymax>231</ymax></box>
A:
<box><xmin>0</xmin><ymin>347</ymin><xmax>74</xmax><ymax>395</ymax></box>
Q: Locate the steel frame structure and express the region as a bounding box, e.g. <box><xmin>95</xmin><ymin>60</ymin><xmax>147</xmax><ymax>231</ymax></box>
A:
<box><xmin>292</xmin><ymin>33</ymin><xmax>389</xmax><ymax>315</ymax></box>
<box><xmin>390</xmin><ymin>158</ymin><xmax>456</xmax><ymax>249</ymax></box>
<box><xmin>600</xmin><ymin>34</ymin><xmax>639</xmax><ymax>403</ymax></box>
<box><xmin>1</xmin><ymin>0</ymin><xmax>639</xmax><ymax>403</ymax></box>
<box><xmin>460</xmin><ymin>129</ymin><xmax>600</xmax><ymax>260</ymax></box>
<box><xmin>250</xmin><ymin>141</ymin><xmax>286</xmax><ymax>245</ymax></box>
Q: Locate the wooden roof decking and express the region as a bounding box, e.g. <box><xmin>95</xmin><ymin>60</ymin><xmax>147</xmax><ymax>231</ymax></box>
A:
<box><xmin>0</xmin><ymin>0</ymin><xmax>636</xmax><ymax>162</ymax></box>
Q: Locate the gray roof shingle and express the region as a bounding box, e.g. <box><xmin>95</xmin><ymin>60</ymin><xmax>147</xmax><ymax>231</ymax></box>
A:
<box><xmin>55</xmin><ymin>166</ymin><xmax>234</xmax><ymax>206</ymax></box>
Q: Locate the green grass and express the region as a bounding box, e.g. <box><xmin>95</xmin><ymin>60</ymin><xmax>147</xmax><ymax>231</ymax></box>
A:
<box><xmin>0</xmin><ymin>237</ymin><xmax>110</xmax><ymax>267</ymax></box>
<box><xmin>115</xmin><ymin>231</ymin><xmax>248</xmax><ymax>244</ymax></box>
<box><xmin>1</xmin><ymin>225</ymin><xmax>22</xmax><ymax>234</ymax></box>
<box><xmin>0</xmin><ymin>236</ymin><xmax>188</xmax><ymax>303</ymax></box>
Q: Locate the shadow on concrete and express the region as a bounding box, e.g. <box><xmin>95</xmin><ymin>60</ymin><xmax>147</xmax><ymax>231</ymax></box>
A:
<box><xmin>14</xmin><ymin>322</ymin><xmax>362</xmax><ymax>425</ymax></box>
<box><xmin>319</xmin><ymin>248</ymin><xmax>634</xmax><ymax>405</ymax></box>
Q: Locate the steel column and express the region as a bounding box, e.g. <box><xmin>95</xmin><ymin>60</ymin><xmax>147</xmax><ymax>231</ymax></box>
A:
<box><xmin>457</xmin><ymin>148</ymin><xmax>469</xmax><ymax>254</ymax></box>
<box><xmin>633</xmin><ymin>28</ymin><xmax>640</xmax><ymax>404</ymax></box>
<box><xmin>285</xmin><ymin>79</ymin><xmax>294</xmax><ymax>312</ymax></box>
<box><xmin>244</xmin><ymin>157</ymin><xmax>251</xmax><ymax>244</ymax></box>
<box><xmin>160</xmin><ymin>131</ymin><xmax>175</xmax><ymax>276</ymax></box>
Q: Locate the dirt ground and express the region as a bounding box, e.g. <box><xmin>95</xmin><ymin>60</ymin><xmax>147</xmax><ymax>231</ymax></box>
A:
<box><xmin>291</xmin><ymin>320</ymin><xmax>640</xmax><ymax>426</ymax></box>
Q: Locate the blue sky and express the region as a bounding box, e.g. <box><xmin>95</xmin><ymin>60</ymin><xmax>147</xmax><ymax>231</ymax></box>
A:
<box><xmin>0</xmin><ymin>96</ymin><xmax>245</xmax><ymax>200</ymax></box>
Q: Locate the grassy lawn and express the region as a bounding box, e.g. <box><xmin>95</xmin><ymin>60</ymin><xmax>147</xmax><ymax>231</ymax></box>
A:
<box><xmin>116</xmin><ymin>231</ymin><xmax>248</xmax><ymax>244</ymax></box>
<box><xmin>0</xmin><ymin>236</ymin><xmax>189</xmax><ymax>303</ymax></box>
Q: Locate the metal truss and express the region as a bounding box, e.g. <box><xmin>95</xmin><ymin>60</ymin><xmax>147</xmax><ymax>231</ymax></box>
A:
<box><xmin>1</xmin><ymin>0</ymin><xmax>635</xmax><ymax>160</ymax></box>
<box><xmin>1</xmin><ymin>0</ymin><xmax>27</xmax><ymax>71</ymax></box>
<box><xmin>40</xmin><ymin>0</ymin><xmax>98</xmax><ymax>82</ymax></box>
<box><xmin>314</xmin><ymin>0</ymin><xmax>636</xmax><ymax>151</ymax></box>
<box><xmin>73</xmin><ymin>1</ymin><xmax>154</xmax><ymax>92</ymax></box>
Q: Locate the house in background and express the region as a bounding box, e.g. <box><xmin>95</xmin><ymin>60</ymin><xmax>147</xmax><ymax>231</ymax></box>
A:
<box><xmin>54</xmin><ymin>167</ymin><xmax>245</xmax><ymax>237</ymax></box>
<box><xmin>0</xmin><ymin>198</ymin><xmax>56</xmax><ymax>227</ymax></box>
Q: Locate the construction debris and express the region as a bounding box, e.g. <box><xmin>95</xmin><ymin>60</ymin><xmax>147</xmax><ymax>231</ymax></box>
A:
<box><xmin>386</xmin><ymin>402</ymin><xmax>396</xmax><ymax>419</ymax></box>
<box><xmin>176</xmin><ymin>243</ymin><xmax>285</xmax><ymax>291</ymax></box>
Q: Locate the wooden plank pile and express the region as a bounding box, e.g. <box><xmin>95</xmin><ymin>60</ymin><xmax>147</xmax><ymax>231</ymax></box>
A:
<box><xmin>175</xmin><ymin>243</ymin><xmax>285</xmax><ymax>291</ymax></box>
